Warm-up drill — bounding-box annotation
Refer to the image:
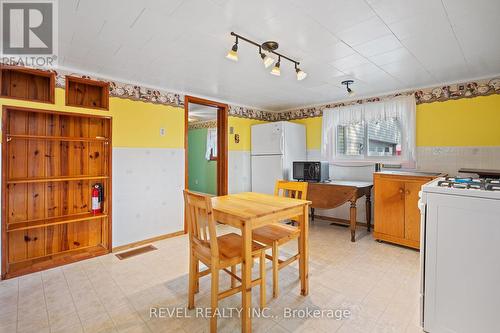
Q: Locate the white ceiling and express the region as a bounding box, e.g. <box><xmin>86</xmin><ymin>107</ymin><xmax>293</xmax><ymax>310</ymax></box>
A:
<box><xmin>59</xmin><ymin>0</ymin><xmax>500</xmax><ymax>111</ymax></box>
<box><xmin>188</xmin><ymin>103</ymin><xmax>217</xmax><ymax>122</ymax></box>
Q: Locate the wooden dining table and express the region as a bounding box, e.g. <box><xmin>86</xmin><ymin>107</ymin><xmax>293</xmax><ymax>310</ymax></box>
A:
<box><xmin>211</xmin><ymin>192</ymin><xmax>311</xmax><ymax>333</ymax></box>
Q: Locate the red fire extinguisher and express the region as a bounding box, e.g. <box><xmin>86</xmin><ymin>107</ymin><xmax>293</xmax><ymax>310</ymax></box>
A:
<box><xmin>91</xmin><ymin>184</ymin><xmax>103</xmax><ymax>214</ymax></box>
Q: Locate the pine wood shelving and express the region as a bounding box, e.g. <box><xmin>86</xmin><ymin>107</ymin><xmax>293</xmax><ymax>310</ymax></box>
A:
<box><xmin>2</xmin><ymin>105</ymin><xmax>112</xmax><ymax>279</ymax></box>
<box><xmin>0</xmin><ymin>65</ymin><xmax>55</xmax><ymax>104</ymax></box>
<box><xmin>7</xmin><ymin>134</ymin><xmax>108</xmax><ymax>142</ymax></box>
<box><xmin>66</xmin><ymin>76</ymin><xmax>109</xmax><ymax>110</ymax></box>
<box><xmin>7</xmin><ymin>175</ymin><xmax>109</xmax><ymax>184</ymax></box>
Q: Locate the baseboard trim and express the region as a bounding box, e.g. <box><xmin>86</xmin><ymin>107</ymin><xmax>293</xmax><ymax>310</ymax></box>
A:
<box><xmin>112</xmin><ymin>230</ymin><xmax>185</xmax><ymax>253</ymax></box>
<box><xmin>313</xmin><ymin>215</ymin><xmax>368</xmax><ymax>227</ymax></box>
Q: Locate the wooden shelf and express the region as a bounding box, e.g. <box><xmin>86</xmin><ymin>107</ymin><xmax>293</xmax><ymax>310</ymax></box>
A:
<box><xmin>2</xmin><ymin>106</ymin><xmax>112</xmax><ymax>279</ymax></box>
<box><xmin>0</xmin><ymin>65</ymin><xmax>55</xmax><ymax>104</ymax></box>
<box><xmin>5</xmin><ymin>245</ymin><xmax>109</xmax><ymax>279</ymax></box>
<box><xmin>7</xmin><ymin>175</ymin><xmax>108</xmax><ymax>184</ymax></box>
<box><xmin>7</xmin><ymin>213</ymin><xmax>108</xmax><ymax>232</ymax></box>
<box><xmin>7</xmin><ymin>134</ymin><xmax>109</xmax><ymax>142</ymax></box>
<box><xmin>66</xmin><ymin>76</ymin><xmax>109</xmax><ymax>110</ymax></box>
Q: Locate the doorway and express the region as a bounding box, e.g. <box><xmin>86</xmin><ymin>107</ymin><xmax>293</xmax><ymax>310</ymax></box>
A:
<box><xmin>184</xmin><ymin>96</ymin><xmax>228</xmax><ymax>197</ymax></box>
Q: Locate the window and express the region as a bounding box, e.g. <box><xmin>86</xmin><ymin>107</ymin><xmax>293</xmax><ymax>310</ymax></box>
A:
<box><xmin>205</xmin><ymin>128</ymin><xmax>217</xmax><ymax>161</ymax></box>
<box><xmin>367</xmin><ymin>118</ymin><xmax>401</xmax><ymax>157</ymax></box>
<box><xmin>336</xmin><ymin>122</ymin><xmax>365</xmax><ymax>156</ymax></box>
<box><xmin>321</xmin><ymin>95</ymin><xmax>416</xmax><ymax>164</ymax></box>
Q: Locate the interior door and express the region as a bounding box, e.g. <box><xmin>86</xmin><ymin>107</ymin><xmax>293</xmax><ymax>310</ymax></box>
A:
<box><xmin>374</xmin><ymin>177</ymin><xmax>405</xmax><ymax>237</ymax></box>
<box><xmin>405</xmin><ymin>181</ymin><xmax>424</xmax><ymax>243</ymax></box>
<box><xmin>251</xmin><ymin>155</ymin><xmax>283</xmax><ymax>194</ymax></box>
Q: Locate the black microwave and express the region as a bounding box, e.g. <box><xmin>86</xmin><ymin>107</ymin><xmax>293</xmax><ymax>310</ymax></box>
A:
<box><xmin>293</xmin><ymin>161</ymin><xmax>329</xmax><ymax>182</ymax></box>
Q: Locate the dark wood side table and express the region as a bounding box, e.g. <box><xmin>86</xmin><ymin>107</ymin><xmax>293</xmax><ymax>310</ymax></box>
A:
<box><xmin>307</xmin><ymin>181</ymin><xmax>373</xmax><ymax>242</ymax></box>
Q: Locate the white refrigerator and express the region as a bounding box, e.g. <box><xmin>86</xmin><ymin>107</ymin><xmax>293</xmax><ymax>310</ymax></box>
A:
<box><xmin>251</xmin><ymin>121</ymin><xmax>306</xmax><ymax>194</ymax></box>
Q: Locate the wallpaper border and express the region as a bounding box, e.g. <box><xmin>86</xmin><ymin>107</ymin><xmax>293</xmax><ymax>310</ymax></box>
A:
<box><xmin>2</xmin><ymin>63</ymin><xmax>499</xmax><ymax>121</ymax></box>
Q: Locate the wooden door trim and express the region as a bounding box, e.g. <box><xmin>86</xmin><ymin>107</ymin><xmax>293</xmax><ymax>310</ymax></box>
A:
<box><xmin>184</xmin><ymin>96</ymin><xmax>228</xmax><ymax>233</ymax></box>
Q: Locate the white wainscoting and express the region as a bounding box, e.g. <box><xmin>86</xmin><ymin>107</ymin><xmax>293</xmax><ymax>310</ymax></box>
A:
<box><xmin>112</xmin><ymin>147</ymin><xmax>185</xmax><ymax>247</ymax></box>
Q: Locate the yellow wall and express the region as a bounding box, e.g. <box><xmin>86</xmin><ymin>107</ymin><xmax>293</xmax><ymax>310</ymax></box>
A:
<box><xmin>291</xmin><ymin>95</ymin><xmax>500</xmax><ymax>150</ymax></box>
<box><xmin>416</xmin><ymin>94</ymin><xmax>500</xmax><ymax>146</ymax></box>
<box><xmin>0</xmin><ymin>88</ymin><xmax>185</xmax><ymax>148</ymax></box>
<box><xmin>292</xmin><ymin>117</ymin><xmax>322</xmax><ymax>150</ymax></box>
<box><xmin>228</xmin><ymin>117</ymin><xmax>267</xmax><ymax>151</ymax></box>
<box><xmin>0</xmin><ymin>90</ymin><xmax>271</xmax><ymax>150</ymax></box>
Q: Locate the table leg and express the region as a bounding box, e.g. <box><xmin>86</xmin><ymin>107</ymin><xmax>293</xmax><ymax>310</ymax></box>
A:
<box><xmin>241</xmin><ymin>222</ymin><xmax>252</xmax><ymax>332</ymax></box>
<box><xmin>349</xmin><ymin>199</ymin><xmax>357</xmax><ymax>242</ymax></box>
<box><xmin>365</xmin><ymin>193</ymin><xmax>372</xmax><ymax>232</ymax></box>
<box><xmin>311</xmin><ymin>207</ymin><xmax>315</xmax><ymax>222</ymax></box>
<box><xmin>299</xmin><ymin>204</ymin><xmax>309</xmax><ymax>296</ymax></box>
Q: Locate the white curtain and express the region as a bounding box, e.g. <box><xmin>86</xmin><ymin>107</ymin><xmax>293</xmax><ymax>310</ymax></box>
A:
<box><xmin>321</xmin><ymin>95</ymin><xmax>416</xmax><ymax>163</ymax></box>
<box><xmin>205</xmin><ymin>128</ymin><xmax>217</xmax><ymax>160</ymax></box>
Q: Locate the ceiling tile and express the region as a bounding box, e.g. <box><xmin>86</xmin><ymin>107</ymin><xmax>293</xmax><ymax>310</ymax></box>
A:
<box><xmin>388</xmin><ymin>10</ymin><xmax>450</xmax><ymax>41</ymax></box>
<box><xmin>369</xmin><ymin>47</ymin><xmax>415</xmax><ymax>66</ymax></box>
<box><xmin>300</xmin><ymin>0</ymin><xmax>376</xmax><ymax>34</ymax></box>
<box><xmin>366</xmin><ymin>0</ymin><xmax>443</xmax><ymax>24</ymax></box>
<box><xmin>331</xmin><ymin>53</ymin><xmax>370</xmax><ymax>71</ymax></box>
<box><xmin>353</xmin><ymin>34</ymin><xmax>402</xmax><ymax>57</ymax></box>
<box><xmin>335</xmin><ymin>16</ymin><xmax>392</xmax><ymax>47</ymax></box>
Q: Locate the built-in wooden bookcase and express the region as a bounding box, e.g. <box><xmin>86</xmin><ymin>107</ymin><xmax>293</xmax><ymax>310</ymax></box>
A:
<box><xmin>0</xmin><ymin>65</ymin><xmax>55</xmax><ymax>104</ymax></box>
<box><xmin>66</xmin><ymin>76</ymin><xmax>109</xmax><ymax>110</ymax></box>
<box><xmin>1</xmin><ymin>106</ymin><xmax>112</xmax><ymax>279</ymax></box>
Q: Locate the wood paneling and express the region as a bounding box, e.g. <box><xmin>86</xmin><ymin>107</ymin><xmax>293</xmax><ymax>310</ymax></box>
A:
<box><xmin>0</xmin><ymin>65</ymin><xmax>55</xmax><ymax>104</ymax></box>
<box><xmin>2</xmin><ymin>106</ymin><xmax>112</xmax><ymax>279</ymax></box>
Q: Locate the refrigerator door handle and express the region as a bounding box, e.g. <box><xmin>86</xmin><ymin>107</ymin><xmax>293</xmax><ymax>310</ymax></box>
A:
<box><xmin>280</xmin><ymin>135</ymin><xmax>284</xmax><ymax>154</ymax></box>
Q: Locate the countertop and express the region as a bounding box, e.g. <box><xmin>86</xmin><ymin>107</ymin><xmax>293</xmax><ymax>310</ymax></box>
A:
<box><xmin>374</xmin><ymin>170</ymin><xmax>447</xmax><ymax>178</ymax></box>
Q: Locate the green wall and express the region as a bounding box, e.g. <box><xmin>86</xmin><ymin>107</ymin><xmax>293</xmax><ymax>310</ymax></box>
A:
<box><xmin>188</xmin><ymin>128</ymin><xmax>217</xmax><ymax>195</ymax></box>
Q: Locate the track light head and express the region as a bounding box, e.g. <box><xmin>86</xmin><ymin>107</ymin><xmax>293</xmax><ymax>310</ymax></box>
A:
<box><xmin>295</xmin><ymin>64</ymin><xmax>307</xmax><ymax>81</ymax></box>
<box><xmin>226</xmin><ymin>37</ymin><xmax>239</xmax><ymax>61</ymax></box>
<box><xmin>341</xmin><ymin>80</ymin><xmax>355</xmax><ymax>96</ymax></box>
<box><xmin>260</xmin><ymin>51</ymin><xmax>274</xmax><ymax>68</ymax></box>
<box><xmin>271</xmin><ymin>57</ymin><xmax>281</xmax><ymax>76</ymax></box>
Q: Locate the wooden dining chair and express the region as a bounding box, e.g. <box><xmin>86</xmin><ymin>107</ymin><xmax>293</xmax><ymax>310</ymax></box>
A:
<box><xmin>183</xmin><ymin>190</ymin><xmax>267</xmax><ymax>333</ymax></box>
<box><xmin>252</xmin><ymin>180</ymin><xmax>308</xmax><ymax>298</ymax></box>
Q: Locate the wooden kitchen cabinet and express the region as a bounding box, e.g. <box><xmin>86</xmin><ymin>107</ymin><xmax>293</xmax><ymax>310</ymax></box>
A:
<box><xmin>373</xmin><ymin>172</ymin><xmax>441</xmax><ymax>249</ymax></box>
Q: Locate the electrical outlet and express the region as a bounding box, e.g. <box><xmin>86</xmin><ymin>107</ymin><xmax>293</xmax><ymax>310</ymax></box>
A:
<box><xmin>195</xmin><ymin>179</ymin><xmax>199</xmax><ymax>185</ymax></box>
<box><xmin>160</xmin><ymin>128</ymin><xmax>166</xmax><ymax>136</ymax></box>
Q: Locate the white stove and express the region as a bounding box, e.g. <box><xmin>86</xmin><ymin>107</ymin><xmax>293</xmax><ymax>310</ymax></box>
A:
<box><xmin>419</xmin><ymin>177</ymin><xmax>500</xmax><ymax>332</ymax></box>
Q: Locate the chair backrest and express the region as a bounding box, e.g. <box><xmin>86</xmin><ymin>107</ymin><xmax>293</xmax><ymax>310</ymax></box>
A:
<box><xmin>183</xmin><ymin>190</ymin><xmax>219</xmax><ymax>259</ymax></box>
<box><xmin>274</xmin><ymin>180</ymin><xmax>308</xmax><ymax>200</ymax></box>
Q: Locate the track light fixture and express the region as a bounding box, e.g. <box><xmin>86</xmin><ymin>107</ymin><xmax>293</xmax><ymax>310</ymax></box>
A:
<box><xmin>341</xmin><ymin>80</ymin><xmax>355</xmax><ymax>97</ymax></box>
<box><xmin>226</xmin><ymin>36</ymin><xmax>238</xmax><ymax>61</ymax></box>
<box><xmin>226</xmin><ymin>32</ymin><xmax>307</xmax><ymax>80</ymax></box>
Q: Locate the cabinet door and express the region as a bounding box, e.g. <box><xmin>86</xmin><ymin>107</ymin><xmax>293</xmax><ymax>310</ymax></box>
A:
<box><xmin>404</xmin><ymin>181</ymin><xmax>426</xmax><ymax>243</ymax></box>
<box><xmin>374</xmin><ymin>177</ymin><xmax>405</xmax><ymax>237</ymax></box>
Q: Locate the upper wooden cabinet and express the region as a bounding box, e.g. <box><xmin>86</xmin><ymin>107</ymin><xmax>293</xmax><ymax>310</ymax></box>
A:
<box><xmin>66</xmin><ymin>76</ymin><xmax>109</xmax><ymax>110</ymax></box>
<box><xmin>373</xmin><ymin>172</ymin><xmax>442</xmax><ymax>249</ymax></box>
<box><xmin>0</xmin><ymin>65</ymin><xmax>55</xmax><ymax>104</ymax></box>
